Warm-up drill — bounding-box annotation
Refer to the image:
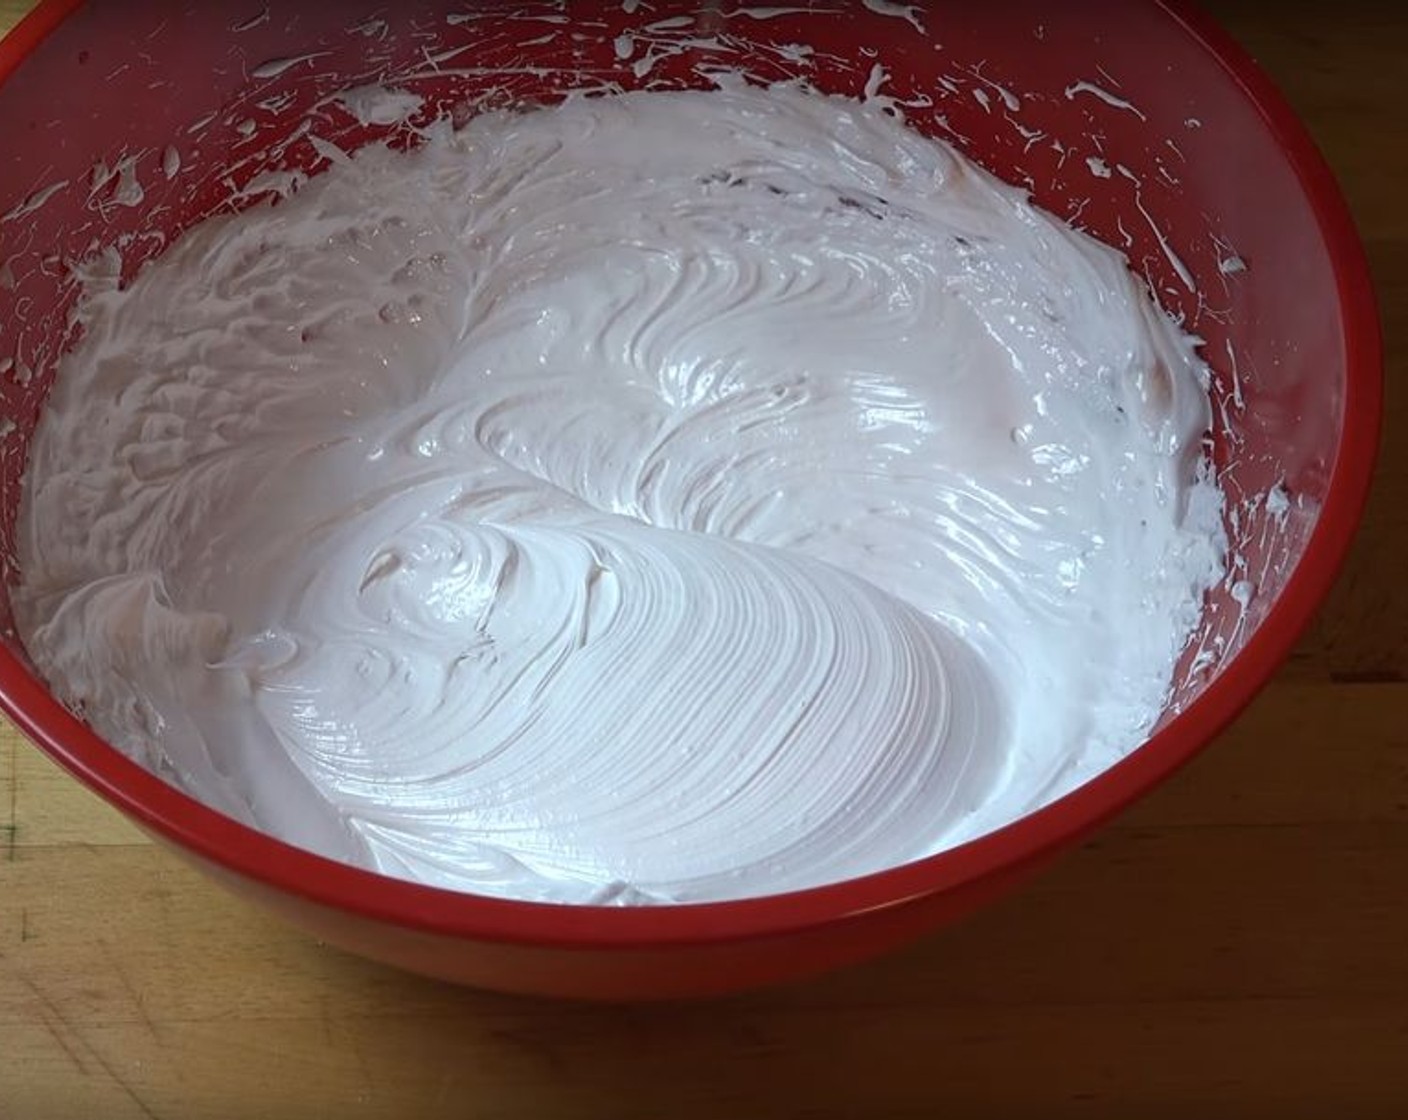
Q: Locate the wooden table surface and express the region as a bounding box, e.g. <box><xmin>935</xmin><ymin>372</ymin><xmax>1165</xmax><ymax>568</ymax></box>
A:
<box><xmin>2</xmin><ymin>2</ymin><xmax>1404</xmax><ymax>1116</ymax></box>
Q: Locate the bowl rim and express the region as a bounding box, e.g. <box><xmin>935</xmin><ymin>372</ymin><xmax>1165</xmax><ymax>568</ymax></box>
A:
<box><xmin>0</xmin><ymin>0</ymin><xmax>1383</xmax><ymax>949</ymax></box>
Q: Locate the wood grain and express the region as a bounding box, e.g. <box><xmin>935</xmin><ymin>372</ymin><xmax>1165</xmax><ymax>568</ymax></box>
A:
<box><xmin>2</xmin><ymin>2</ymin><xmax>1405</xmax><ymax>1117</ymax></box>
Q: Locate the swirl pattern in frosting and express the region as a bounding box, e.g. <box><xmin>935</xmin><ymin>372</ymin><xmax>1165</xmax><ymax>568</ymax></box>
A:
<box><xmin>15</xmin><ymin>86</ymin><xmax>1224</xmax><ymax>903</ymax></box>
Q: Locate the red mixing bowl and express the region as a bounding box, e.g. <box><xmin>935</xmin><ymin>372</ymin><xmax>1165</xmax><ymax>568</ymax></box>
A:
<box><xmin>0</xmin><ymin>1</ymin><xmax>1381</xmax><ymax>999</ymax></box>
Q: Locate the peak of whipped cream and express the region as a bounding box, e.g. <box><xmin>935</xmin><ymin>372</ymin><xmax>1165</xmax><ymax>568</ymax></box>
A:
<box><xmin>15</xmin><ymin>85</ymin><xmax>1224</xmax><ymax>903</ymax></box>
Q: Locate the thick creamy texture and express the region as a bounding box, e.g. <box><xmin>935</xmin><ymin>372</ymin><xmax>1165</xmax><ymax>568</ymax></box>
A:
<box><xmin>15</xmin><ymin>86</ymin><xmax>1223</xmax><ymax>904</ymax></box>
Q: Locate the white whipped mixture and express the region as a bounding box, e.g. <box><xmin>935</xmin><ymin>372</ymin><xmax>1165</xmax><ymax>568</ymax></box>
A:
<box><xmin>14</xmin><ymin>86</ymin><xmax>1223</xmax><ymax>904</ymax></box>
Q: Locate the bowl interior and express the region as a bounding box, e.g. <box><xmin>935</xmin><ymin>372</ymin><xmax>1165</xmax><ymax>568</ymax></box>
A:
<box><xmin>0</xmin><ymin>1</ymin><xmax>1375</xmax><ymax>922</ymax></box>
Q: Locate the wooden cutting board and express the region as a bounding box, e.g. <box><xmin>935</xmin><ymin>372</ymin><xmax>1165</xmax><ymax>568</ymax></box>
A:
<box><xmin>2</xmin><ymin>2</ymin><xmax>1405</xmax><ymax>1116</ymax></box>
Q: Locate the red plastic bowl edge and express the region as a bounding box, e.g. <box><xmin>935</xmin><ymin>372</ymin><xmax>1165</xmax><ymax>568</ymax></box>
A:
<box><xmin>0</xmin><ymin>0</ymin><xmax>1384</xmax><ymax>949</ymax></box>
